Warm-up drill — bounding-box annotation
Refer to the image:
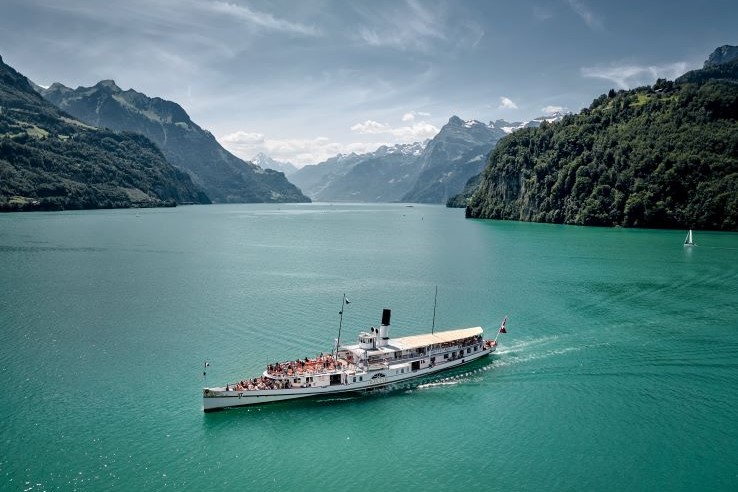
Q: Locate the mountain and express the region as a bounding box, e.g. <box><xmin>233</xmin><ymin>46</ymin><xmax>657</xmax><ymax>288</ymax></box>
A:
<box><xmin>400</xmin><ymin>116</ymin><xmax>507</xmax><ymax>203</ymax></box>
<box><xmin>291</xmin><ymin>115</ymin><xmax>510</xmax><ymax>204</ymax></box>
<box><xmin>251</xmin><ymin>153</ymin><xmax>298</xmax><ymax>176</ymax></box>
<box><xmin>703</xmin><ymin>44</ymin><xmax>738</xmax><ymax>67</ymax></box>
<box><xmin>447</xmin><ymin>113</ymin><xmax>568</xmax><ymax>208</ymax></box>
<box><xmin>465</xmin><ymin>46</ymin><xmax>738</xmax><ymax>231</ymax></box>
<box><xmin>0</xmin><ymin>54</ymin><xmax>209</xmax><ymax>211</ymax></box>
<box><xmin>38</xmin><ymin>81</ymin><xmax>309</xmax><ymax>203</ymax></box>
<box><xmin>290</xmin><ymin>142</ymin><xmax>425</xmax><ymax>202</ymax></box>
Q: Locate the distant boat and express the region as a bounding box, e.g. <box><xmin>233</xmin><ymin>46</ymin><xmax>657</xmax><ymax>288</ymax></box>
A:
<box><xmin>684</xmin><ymin>229</ymin><xmax>695</xmax><ymax>246</ymax></box>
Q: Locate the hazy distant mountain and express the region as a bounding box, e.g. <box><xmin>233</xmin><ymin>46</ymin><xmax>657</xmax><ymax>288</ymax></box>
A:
<box><xmin>292</xmin><ymin>115</ymin><xmax>517</xmax><ymax>204</ymax></box>
<box><xmin>400</xmin><ymin>116</ymin><xmax>507</xmax><ymax>203</ymax></box>
<box><xmin>251</xmin><ymin>152</ymin><xmax>298</xmax><ymax>176</ymax></box>
<box><xmin>0</xmin><ymin>54</ymin><xmax>209</xmax><ymax>211</ymax></box>
<box><xmin>446</xmin><ymin>113</ymin><xmax>569</xmax><ymax>208</ymax></box>
<box><xmin>38</xmin><ymin>81</ymin><xmax>309</xmax><ymax>203</ymax></box>
<box><xmin>290</xmin><ymin>142</ymin><xmax>425</xmax><ymax>202</ymax></box>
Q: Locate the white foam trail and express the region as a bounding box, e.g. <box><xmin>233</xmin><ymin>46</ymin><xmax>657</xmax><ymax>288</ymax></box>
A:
<box><xmin>417</xmin><ymin>380</ymin><xmax>461</xmax><ymax>389</ymax></box>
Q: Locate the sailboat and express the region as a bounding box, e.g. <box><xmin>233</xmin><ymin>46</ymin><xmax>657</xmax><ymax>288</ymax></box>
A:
<box><xmin>684</xmin><ymin>229</ymin><xmax>695</xmax><ymax>246</ymax></box>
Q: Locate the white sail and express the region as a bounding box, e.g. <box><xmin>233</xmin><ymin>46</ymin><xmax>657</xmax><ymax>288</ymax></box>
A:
<box><xmin>684</xmin><ymin>229</ymin><xmax>694</xmax><ymax>246</ymax></box>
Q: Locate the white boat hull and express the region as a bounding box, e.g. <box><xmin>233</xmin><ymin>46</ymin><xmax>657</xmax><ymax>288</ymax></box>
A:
<box><xmin>203</xmin><ymin>344</ymin><xmax>494</xmax><ymax>412</ymax></box>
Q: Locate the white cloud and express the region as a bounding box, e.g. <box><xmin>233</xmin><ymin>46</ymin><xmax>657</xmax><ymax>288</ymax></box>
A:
<box><xmin>402</xmin><ymin>110</ymin><xmax>431</xmax><ymax>122</ymax></box>
<box><xmin>541</xmin><ymin>105</ymin><xmax>568</xmax><ymax>115</ymax></box>
<box><xmin>350</xmin><ymin>119</ymin><xmax>439</xmax><ymax>140</ymax></box>
<box><xmin>207</xmin><ymin>1</ymin><xmax>320</xmax><ymax>37</ymax></box>
<box><xmin>350</xmin><ymin>120</ymin><xmax>392</xmax><ymax>134</ymax></box>
<box><xmin>581</xmin><ymin>62</ymin><xmax>689</xmax><ymax>89</ymax></box>
<box><xmin>391</xmin><ymin>122</ymin><xmax>439</xmax><ymax>140</ymax></box>
<box><xmin>565</xmin><ymin>0</ymin><xmax>603</xmax><ymax>30</ymax></box>
<box><xmin>219</xmin><ymin>131</ymin><xmax>394</xmax><ymax>167</ymax></box>
<box><xmin>356</xmin><ymin>0</ymin><xmax>445</xmax><ymax>51</ymax></box>
<box><xmin>219</xmin><ymin>115</ymin><xmax>441</xmax><ymax>166</ymax></box>
<box><xmin>499</xmin><ymin>96</ymin><xmax>518</xmax><ymax>109</ymax></box>
<box><xmin>220</xmin><ymin>131</ymin><xmax>265</xmax><ymax>144</ymax></box>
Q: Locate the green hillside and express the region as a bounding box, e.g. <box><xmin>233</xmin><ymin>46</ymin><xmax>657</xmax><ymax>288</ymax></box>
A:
<box><xmin>0</xmin><ymin>55</ymin><xmax>210</xmax><ymax>211</ymax></box>
<box><xmin>465</xmin><ymin>54</ymin><xmax>738</xmax><ymax>231</ymax></box>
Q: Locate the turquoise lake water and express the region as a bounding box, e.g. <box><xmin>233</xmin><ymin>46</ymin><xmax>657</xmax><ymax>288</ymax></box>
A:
<box><xmin>1</xmin><ymin>203</ymin><xmax>737</xmax><ymax>491</ymax></box>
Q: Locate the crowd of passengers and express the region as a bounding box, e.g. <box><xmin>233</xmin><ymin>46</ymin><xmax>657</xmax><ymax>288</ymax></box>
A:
<box><xmin>265</xmin><ymin>353</ymin><xmax>344</xmax><ymax>377</ymax></box>
<box><xmin>227</xmin><ymin>376</ymin><xmax>290</xmax><ymax>392</ymax></box>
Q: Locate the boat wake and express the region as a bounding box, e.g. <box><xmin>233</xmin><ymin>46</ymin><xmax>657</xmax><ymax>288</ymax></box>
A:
<box><xmin>415</xmin><ymin>380</ymin><xmax>462</xmax><ymax>390</ymax></box>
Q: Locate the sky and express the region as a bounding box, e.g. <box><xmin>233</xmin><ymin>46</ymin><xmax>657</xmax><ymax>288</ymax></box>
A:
<box><xmin>1</xmin><ymin>0</ymin><xmax>736</xmax><ymax>167</ymax></box>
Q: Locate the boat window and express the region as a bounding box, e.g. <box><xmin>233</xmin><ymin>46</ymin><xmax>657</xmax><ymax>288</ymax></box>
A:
<box><xmin>352</xmin><ymin>377</ymin><xmax>356</xmax><ymax>383</ymax></box>
<box><xmin>359</xmin><ymin>376</ymin><xmax>363</xmax><ymax>381</ymax></box>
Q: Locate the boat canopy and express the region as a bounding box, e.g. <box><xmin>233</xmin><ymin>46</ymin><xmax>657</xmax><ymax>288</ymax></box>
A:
<box><xmin>388</xmin><ymin>327</ymin><xmax>483</xmax><ymax>351</ymax></box>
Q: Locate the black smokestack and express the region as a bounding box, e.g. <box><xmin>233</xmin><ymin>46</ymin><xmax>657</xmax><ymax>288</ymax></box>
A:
<box><xmin>381</xmin><ymin>308</ymin><xmax>391</xmax><ymax>326</ymax></box>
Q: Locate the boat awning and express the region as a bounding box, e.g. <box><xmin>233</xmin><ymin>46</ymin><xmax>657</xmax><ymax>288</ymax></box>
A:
<box><xmin>389</xmin><ymin>327</ymin><xmax>483</xmax><ymax>351</ymax></box>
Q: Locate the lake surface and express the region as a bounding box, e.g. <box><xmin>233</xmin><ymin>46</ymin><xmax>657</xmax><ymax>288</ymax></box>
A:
<box><xmin>1</xmin><ymin>203</ymin><xmax>737</xmax><ymax>491</ymax></box>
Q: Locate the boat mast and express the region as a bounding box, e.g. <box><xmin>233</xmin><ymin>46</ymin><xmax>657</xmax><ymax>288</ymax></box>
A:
<box><xmin>431</xmin><ymin>286</ymin><xmax>438</xmax><ymax>334</ymax></box>
<box><xmin>336</xmin><ymin>293</ymin><xmax>347</xmax><ymax>357</ymax></box>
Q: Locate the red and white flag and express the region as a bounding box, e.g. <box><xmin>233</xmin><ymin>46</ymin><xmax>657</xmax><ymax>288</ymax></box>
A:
<box><xmin>499</xmin><ymin>316</ymin><xmax>507</xmax><ymax>334</ymax></box>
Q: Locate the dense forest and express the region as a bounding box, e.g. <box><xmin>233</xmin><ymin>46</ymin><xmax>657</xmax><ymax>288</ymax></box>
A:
<box><xmin>0</xmin><ymin>55</ymin><xmax>210</xmax><ymax>211</ymax></box>
<box><xmin>463</xmin><ymin>53</ymin><xmax>738</xmax><ymax>231</ymax></box>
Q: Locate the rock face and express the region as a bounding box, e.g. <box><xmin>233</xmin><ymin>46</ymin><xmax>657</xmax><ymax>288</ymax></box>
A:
<box><xmin>465</xmin><ymin>49</ymin><xmax>738</xmax><ymax>231</ymax></box>
<box><xmin>704</xmin><ymin>44</ymin><xmax>738</xmax><ymax>68</ymax></box>
<box><xmin>401</xmin><ymin>117</ymin><xmax>507</xmax><ymax>203</ymax></box>
<box><xmin>39</xmin><ymin>81</ymin><xmax>309</xmax><ymax>203</ymax></box>
<box><xmin>0</xmin><ymin>54</ymin><xmax>210</xmax><ymax>211</ymax></box>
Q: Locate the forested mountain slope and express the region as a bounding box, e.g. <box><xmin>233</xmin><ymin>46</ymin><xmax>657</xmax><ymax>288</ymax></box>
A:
<box><xmin>466</xmin><ymin>49</ymin><xmax>738</xmax><ymax>231</ymax></box>
<box><xmin>0</xmin><ymin>55</ymin><xmax>209</xmax><ymax>211</ymax></box>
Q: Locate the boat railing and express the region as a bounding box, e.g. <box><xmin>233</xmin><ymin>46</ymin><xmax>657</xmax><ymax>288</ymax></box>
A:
<box><xmin>386</xmin><ymin>343</ymin><xmax>482</xmax><ymax>362</ymax></box>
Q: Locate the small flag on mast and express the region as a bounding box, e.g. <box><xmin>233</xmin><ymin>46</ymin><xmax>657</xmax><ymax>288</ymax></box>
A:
<box><xmin>340</xmin><ymin>295</ymin><xmax>350</xmax><ymax>314</ymax></box>
<box><xmin>499</xmin><ymin>316</ymin><xmax>507</xmax><ymax>334</ymax></box>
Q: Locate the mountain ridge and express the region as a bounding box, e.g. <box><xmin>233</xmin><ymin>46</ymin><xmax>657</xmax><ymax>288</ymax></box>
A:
<box><xmin>0</xmin><ymin>54</ymin><xmax>210</xmax><ymax>211</ymax></box>
<box><xmin>290</xmin><ymin>114</ymin><xmax>517</xmax><ymax>204</ymax></box>
<box><xmin>290</xmin><ymin>141</ymin><xmax>426</xmax><ymax>202</ymax></box>
<box><xmin>39</xmin><ymin>80</ymin><xmax>309</xmax><ymax>203</ymax></box>
<box><xmin>400</xmin><ymin>116</ymin><xmax>507</xmax><ymax>203</ymax></box>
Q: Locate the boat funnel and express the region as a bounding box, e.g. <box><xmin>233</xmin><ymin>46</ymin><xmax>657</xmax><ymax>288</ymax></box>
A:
<box><xmin>378</xmin><ymin>309</ymin><xmax>391</xmax><ymax>346</ymax></box>
<box><xmin>381</xmin><ymin>309</ymin><xmax>391</xmax><ymax>327</ymax></box>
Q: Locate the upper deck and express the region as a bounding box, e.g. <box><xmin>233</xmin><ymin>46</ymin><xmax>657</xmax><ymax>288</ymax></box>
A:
<box><xmin>344</xmin><ymin>326</ymin><xmax>483</xmax><ymax>357</ymax></box>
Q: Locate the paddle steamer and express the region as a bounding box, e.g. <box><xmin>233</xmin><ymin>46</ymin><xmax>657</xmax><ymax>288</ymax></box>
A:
<box><xmin>203</xmin><ymin>308</ymin><xmax>506</xmax><ymax>411</ymax></box>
